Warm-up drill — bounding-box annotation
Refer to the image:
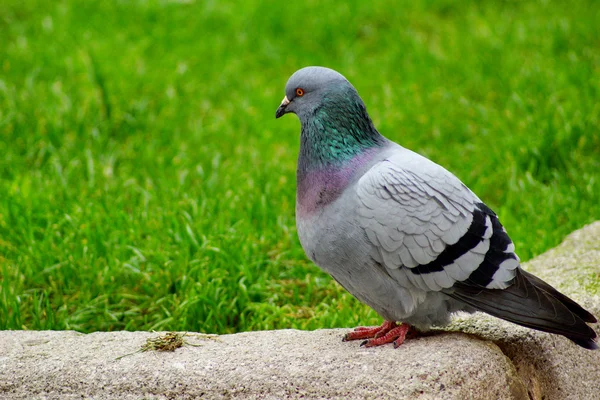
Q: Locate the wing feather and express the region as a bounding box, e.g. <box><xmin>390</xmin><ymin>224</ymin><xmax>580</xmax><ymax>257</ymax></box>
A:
<box><xmin>351</xmin><ymin>146</ymin><xmax>596</xmax><ymax>348</ymax></box>
<box><xmin>356</xmin><ymin>148</ymin><xmax>517</xmax><ymax>292</ymax></box>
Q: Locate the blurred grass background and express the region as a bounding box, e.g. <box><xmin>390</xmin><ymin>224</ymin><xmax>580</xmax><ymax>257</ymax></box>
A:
<box><xmin>1</xmin><ymin>0</ymin><xmax>599</xmax><ymax>333</ymax></box>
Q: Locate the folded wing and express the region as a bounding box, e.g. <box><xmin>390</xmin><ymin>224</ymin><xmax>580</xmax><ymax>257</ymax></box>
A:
<box><xmin>356</xmin><ymin>149</ymin><xmax>519</xmax><ymax>293</ymax></box>
<box><xmin>356</xmin><ymin>148</ymin><xmax>598</xmax><ymax>348</ymax></box>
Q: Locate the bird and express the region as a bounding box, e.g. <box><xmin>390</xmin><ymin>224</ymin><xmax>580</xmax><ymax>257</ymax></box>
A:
<box><xmin>275</xmin><ymin>66</ymin><xmax>598</xmax><ymax>350</ymax></box>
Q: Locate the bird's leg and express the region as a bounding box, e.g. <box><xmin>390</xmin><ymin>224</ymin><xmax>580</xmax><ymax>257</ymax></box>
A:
<box><xmin>343</xmin><ymin>320</ymin><xmax>416</xmax><ymax>348</ymax></box>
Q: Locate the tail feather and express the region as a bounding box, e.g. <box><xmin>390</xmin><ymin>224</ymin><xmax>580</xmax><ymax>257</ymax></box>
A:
<box><xmin>446</xmin><ymin>268</ymin><xmax>598</xmax><ymax>350</ymax></box>
<box><xmin>520</xmin><ymin>269</ymin><xmax>597</xmax><ymax>323</ymax></box>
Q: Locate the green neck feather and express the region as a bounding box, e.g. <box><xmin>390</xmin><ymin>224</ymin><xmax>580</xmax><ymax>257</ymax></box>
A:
<box><xmin>298</xmin><ymin>86</ymin><xmax>386</xmax><ymax>172</ymax></box>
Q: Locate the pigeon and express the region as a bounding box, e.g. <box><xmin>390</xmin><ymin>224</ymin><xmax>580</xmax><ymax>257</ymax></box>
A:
<box><xmin>275</xmin><ymin>66</ymin><xmax>598</xmax><ymax>350</ymax></box>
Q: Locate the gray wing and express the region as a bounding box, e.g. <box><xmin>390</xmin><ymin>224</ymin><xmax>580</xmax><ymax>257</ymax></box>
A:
<box><xmin>356</xmin><ymin>147</ymin><xmax>598</xmax><ymax>349</ymax></box>
<box><xmin>356</xmin><ymin>147</ymin><xmax>519</xmax><ymax>292</ymax></box>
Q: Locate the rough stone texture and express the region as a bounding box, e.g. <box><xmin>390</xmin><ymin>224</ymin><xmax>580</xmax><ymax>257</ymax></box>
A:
<box><xmin>0</xmin><ymin>329</ymin><xmax>527</xmax><ymax>400</ymax></box>
<box><xmin>1</xmin><ymin>222</ymin><xmax>600</xmax><ymax>400</ymax></box>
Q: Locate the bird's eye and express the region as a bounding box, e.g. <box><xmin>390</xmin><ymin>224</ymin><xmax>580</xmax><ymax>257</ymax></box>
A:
<box><xmin>295</xmin><ymin>88</ymin><xmax>305</xmax><ymax>97</ymax></box>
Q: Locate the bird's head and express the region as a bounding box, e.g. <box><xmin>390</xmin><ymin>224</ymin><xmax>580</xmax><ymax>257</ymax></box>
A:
<box><xmin>275</xmin><ymin>66</ymin><xmax>359</xmax><ymax>121</ymax></box>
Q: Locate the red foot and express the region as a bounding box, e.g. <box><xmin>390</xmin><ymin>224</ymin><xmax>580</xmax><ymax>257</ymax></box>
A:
<box><xmin>343</xmin><ymin>321</ymin><xmax>416</xmax><ymax>348</ymax></box>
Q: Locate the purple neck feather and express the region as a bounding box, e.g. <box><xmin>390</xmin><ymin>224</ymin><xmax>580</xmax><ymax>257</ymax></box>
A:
<box><xmin>297</xmin><ymin>148</ymin><xmax>379</xmax><ymax>217</ymax></box>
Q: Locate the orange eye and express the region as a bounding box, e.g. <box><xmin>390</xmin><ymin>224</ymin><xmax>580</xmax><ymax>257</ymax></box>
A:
<box><xmin>295</xmin><ymin>88</ymin><xmax>305</xmax><ymax>97</ymax></box>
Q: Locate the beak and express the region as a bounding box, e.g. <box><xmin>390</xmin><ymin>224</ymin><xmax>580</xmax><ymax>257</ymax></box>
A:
<box><xmin>275</xmin><ymin>96</ymin><xmax>290</xmax><ymax>119</ymax></box>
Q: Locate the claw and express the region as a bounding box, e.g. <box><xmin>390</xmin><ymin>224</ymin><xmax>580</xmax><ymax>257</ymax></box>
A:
<box><xmin>343</xmin><ymin>321</ymin><xmax>415</xmax><ymax>348</ymax></box>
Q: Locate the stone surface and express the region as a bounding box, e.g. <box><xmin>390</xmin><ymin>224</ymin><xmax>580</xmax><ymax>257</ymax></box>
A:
<box><xmin>0</xmin><ymin>329</ymin><xmax>526</xmax><ymax>400</ymax></box>
<box><xmin>1</xmin><ymin>222</ymin><xmax>600</xmax><ymax>400</ymax></box>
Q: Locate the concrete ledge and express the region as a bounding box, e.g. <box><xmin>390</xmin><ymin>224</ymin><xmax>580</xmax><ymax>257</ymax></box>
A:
<box><xmin>2</xmin><ymin>222</ymin><xmax>600</xmax><ymax>400</ymax></box>
<box><xmin>1</xmin><ymin>329</ymin><xmax>527</xmax><ymax>400</ymax></box>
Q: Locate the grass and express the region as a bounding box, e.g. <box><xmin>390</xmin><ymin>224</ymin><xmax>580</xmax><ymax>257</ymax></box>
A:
<box><xmin>1</xmin><ymin>0</ymin><xmax>599</xmax><ymax>333</ymax></box>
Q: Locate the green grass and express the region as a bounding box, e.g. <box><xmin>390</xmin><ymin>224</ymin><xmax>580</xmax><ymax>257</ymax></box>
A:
<box><xmin>1</xmin><ymin>0</ymin><xmax>599</xmax><ymax>333</ymax></box>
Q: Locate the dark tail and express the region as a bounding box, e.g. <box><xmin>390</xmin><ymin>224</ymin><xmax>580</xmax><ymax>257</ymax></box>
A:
<box><xmin>447</xmin><ymin>268</ymin><xmax>598</xmax><ymax>350</ymax></box>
